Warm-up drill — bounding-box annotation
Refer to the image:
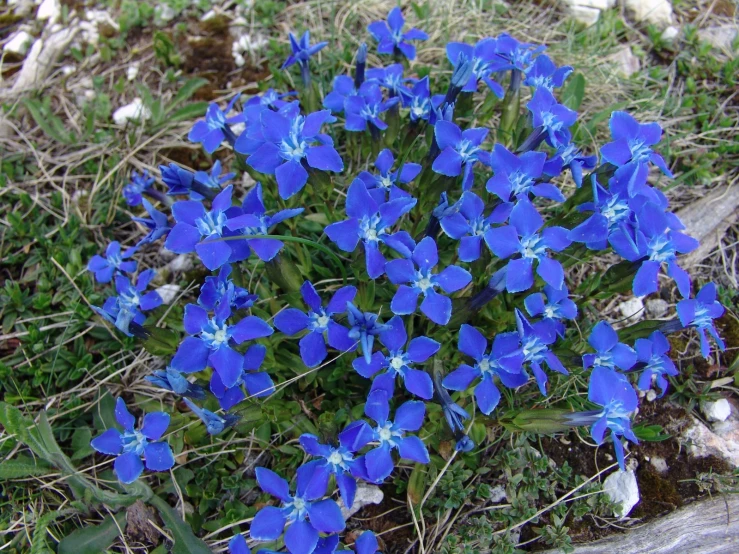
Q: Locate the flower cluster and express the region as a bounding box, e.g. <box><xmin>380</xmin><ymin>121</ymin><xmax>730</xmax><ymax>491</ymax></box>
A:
<box><xmin>84</xmin><ymin>6</ymin><xmax>727</xmax><ymax>553</ymax></box>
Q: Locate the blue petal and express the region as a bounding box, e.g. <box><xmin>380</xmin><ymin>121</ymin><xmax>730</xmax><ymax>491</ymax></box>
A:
<box><xmin>407</xmin><ymin>336</ymin><xmax>440</xmax><ymax>363</ymax></box>
<box><xmin>256</xmin><ymin>467</ymin><xmax>291</xmax><ymax>501</ymax></box>
<box><xmin>379</xmin><ymin>315</ymin><xmax>407</xmax><ymax>352</ymax></box>
<box><xmin>404</xmin><ymin>368</ymin><xmax>434</xmax><ymax>399</ymax></box>
<box><xmin>230</xmin><ymin>316</ymin><xmax>274</xmax><ymax>342</ymax></box>
<box><xmin>365</xmin><ymin>389</ymin><xmax>390</xmax><ymax>424</ymax></box>
<box><xmin>435</xmin><ymin>265</ymin><xmax>472</xmax><ymax>293</ymax></box>
<box><xmin>115</xmin><ymin>397</ymin><xmax>136</xmax><ymax>431</ymax></box>
<box><xmin>442</xmin><ymin>364</ymin><xmax>479</xmax><ymax>390</ymax></box>
<box><xmin>364</xmin><ymin>444</ymin><xmax>394</xmax><ymax>483</ymax></box>
<box><xmin>275</xmin><ymin>161</ymin><xmax>309</xmax><ymax>199</ymax></box>
<box><xmin>250</xmin><ymin>506</ymin><xmax>286</xmax><ymax>541</ymax></box>
<box><xmin>114</xmin><ymin>451</ymin><xmax>144</xmax><ymax>484</ymax></box>
<box><xmin>210</xmin><ymin>345</ymin><xmax>245</xmax><ymax>388</ymax></box>
<box><xmin>394</xmin><ymin>400</ymin><xmax>426</xmax><ymax>431</ymax></box>
<box><xmin>140</xmin><ymin>412</ymin><xmax>170</xmax><ymax>441</ymax></box>
<box><xmin>171</xmin><ymin>336</ymin><xmax>210</xmax><ymax>373</ymax></box>
<box><xmin>397</xmin><ymin>436</ymin><xmax>430</xmax><ymax>463</ymax></box>
<box><xmin>284</xmin><ymin>520</ymin><xmax>319</xmax><ymax>554</ymax></box>
<box><xmin>432</xmin><ymin>147</ymin><xmax>463</xmax><ymax>176</ymax></box>
<box><xmin>306</xmin><ymin>145</ymin><xmax>344</xmax><ymax>172</ymax></box>
<box><xmin>300</xmin><ymin>331</ymin><xmax>328</xmax><ymax>367</ymax></box>
<box><xmin>475</xmin><ymin>375</ymin><xmax>501</xmax><ymax>415</ymax></box>
<box><xmin>420</xmin><ymin>289</ymin><xmax>452</xmax><ymax>325</ymax></box>
<box><xmin>143</xmin><ymin>442</ymin><xmax>175</xmax><ymax>471</ymax></box>
<box><xmin>505</xmin><ymin>258</ymin><xmax>534</xmax><ymax>293</ymax></box>
<box><xmin>391</xmin><ymin>285</ymin><xmax>419</xmax><ymax>315</ymax></box>
<box><xmin>306</xmin><ymin>499</ymin><xmax>345</xmax><ymax>533</ymax></box>
<box><xmin>90</xmin><ymin>429</ymin><xmax>123</xmax><ymax>455</ymax></box>
<box><xmin>412</xmin><ymin>237</ymin><xmax>439</xmax><ymax>271</ymax></box>
<box><xmin>274</xmin><ymin>308</ymin><xmax>310</xmax><ymax>335</ymax></box>
<box><xmin>458</xmin><ymin>324</ymin><xmax>487</xmax><ymax>361</ymax></box>
<box><xmin>325</xmin><ymin>219</ymin><xmax>361</xmax><ymax>252</ymax></box>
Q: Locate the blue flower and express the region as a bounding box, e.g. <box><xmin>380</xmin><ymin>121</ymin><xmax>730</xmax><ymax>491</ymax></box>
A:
<box><xmin>398</xmin><ymin>76</ymin><xmax>443</xmax><ymax>122</ymax></box>
<box><xmin>438</xmin><ymin>191</ymin><xmax>511</xmax><ymax>262</ymax></box>
<box><xmin>242</xmin><ymin>105</ymin><xmax>343</xmax><ymax>199</ymax></box>
<box><xmin>351</xmin><ymin>531</ymin><xmax>380</xmax><ymax>554</ymax></box>
<box><xmin>547</xmin><ymin>143</ymin><xmax>597</xmax><ymax>187</ymax></box>
<box><xmin>189</xmin><ymin>95</ymin><xmax>244</xmax><ymax>153</ymax></box>
<box><xmin>587</xmin><ymin>367</ymin><xmax>639</xmax><ymax>471</ymax></box>
<box><xmin>282</xmin><ymin>31</ymin><xmax>328</xmax><ymax>86</ymax></box>
<box><xmin>344</xmin><ymin>82</ymin><xmax>400</xmax><ymax>133</ymax></box>
<box><xmin>568</xmin><ymin>174</ymin><xmax>633</xmax><ymax>251</ymax></box>
<box><xmin>164</xmin><ymin>185</ymin><xmax>248</xmax><ymax>271</ymax></box>
<box><xmin>523</xmin><ymin>54</ymin><xmax>572</xmax><ymax>91</ymax></box>
<box><xmin>90</xmin><ymin>397</ymin><xmax>174</xmax><ymax>484</ymax></box>
<box><xmin>146</xmin><ymin>365</ymin><xmax>206</xmax><ymax>399</ymax></box>
<box><xmin>93</xmin><ymin>270</ymin><xmax>162</xmax><ymax>336</ymax></box>
<box><xmin>247</xmin><ymin>88</ymin><xmax>294</xmax><ymax>110</ymax></box>
<box><xmin>515</xmin><ymin>309</ymin><xmax>568</xmax><ymax>396</ymax></box>
<box><xmin>133</xmin><ymin>199</ymin><xmax>171</xmax><ymax>246</ymax></box>
<box><xmin>486</xmin><ymin>144</ymin><xmax>564</xmax><ymax>202</ymax></box>
<box><xmin>323</xmin><ymin>75</ymin><xmax>359</xmax><ymax>114</ymax></box>
<box><xmin>229</xmin><ymin>534</ymin><xmax>251</xmax><ymax>554</ymax></box>
<box><xmin>160</xmin><ymin>163</ymin><xmax>201</xmax><ymax>199</ymax></box>
<box><xmin>609</xmin><ymin>201</ymin><xmax>698</xmax><ymax>297</ymax></box>
<box><xmin>366</xmin><ymin>63</ymin><xmax>408</xmax><ymax>97</ymax></box>
<box><xmin>193</xmin><ymin>160</ymin><xmax>235</xmax><ymax>196</ymax></box>
<box><xmin>250</xmin><ymin>463</ymin><xmax>345</xmax><ymax>554</ymax></box>
<box><xmin>123</xmin><ymin>170</ymin><xmax>155</xmax><ymax>206</ymax></box>
<box><xmin>210</xmin><ymin>344</ymin><xmax>275</xmax><ymax>409</ymax></box>
<box><xmin>443</xmin><ymin>324</ymin><xmax>526</xmax><ymax>415</ymax></box>
<box><xmin>346</xmin><ymin>302</ymin><xmax>391</xmax><ymax>364</ymax></box>
<box><xmin>600</xmin><ymin>111</ymin><xmax>673</xmax><ymax>185</ymax></box>
<box><xmin>484</xmin><ymin>199</ymin><xmax>571</xmax><ymax>293</ymax></box>
<box><xmin>583</xmin><ymin>321</ymin><xmax>637</xmax><ymax>372</ymax></box>
<box><xmin>491</xmin><ymin>33</ymin><xmax>545</xmax><ymax>74</ymax></box>
<box><xmin>87</xmin><ymin>241</ymin><xmax>138</xmax><ymax>283</ymax></box>
<box><xmin>352</xmin><ymin>315</ymin><xmax>439</xmax><ymax>399</ymax></box>
<box><xmin>171</xmin><ymin>292</ymin><xmax>273</xmax><ymax>388</ymax></box>
<box><xmin>368</xmin><ymin>7</ymin><xmax>428</xmax><ymax>60</ymax></box>
<box><xmin>524</xmin><ymin>284</ymin><xmax>577</xmax><ymax>338</ymax></box>
<box><xmin>182</xmin><ymin>397</ymin><xmax>241</xmax><ymax>435</ymax></box>
<box><xmin>199</xmin><ymin>264</ymin><xmax>258</xmax><ymax>312</ymax></box>
<box><xmin>634</xmin><ymin>331</ymin><xmax>677</xmax><ymax>397</ymax></box>
<box><xmin>432</xmin><ymin>120</ymin><xmax>491</xmax><ymax>191</ymax></box>
<box><xmin>385</xmin><ymin>237</ymin><xmax>472</xmax><ymax>325</ymax></box>
<box><xmin>356</xmin><ymin>389</ymin><xmax>429</xmax><ymax>483</ymax></box>
<box><xmin>677</xmin><ymin>282</ymin><xmax>726</xmax><ymax>358</ymax></box>
<box><xmin>432</xmin><ymin>367</ymin><xmax>475</xmax><ymax>452</ymax></box>
<box><xmin>356</xmin><ymin>148</ymin><xmax>421</xmax><ymax>204</ymax></box>
<box><xmin>298</xmin><ymin>422</ymin><xmax>375</xmax><ymax>507</ymax></box>
<box><xmin>325</xmin><ymin>179</ymin><xmax>416</xmax><ymax>279</ymax></box>
<box><xmin>224</xmin><ymin>183</ymin><xmax>304</xmax><ymax>261</ymax></box>
<box><xmin>446</xmin><ymin>38</ymin><xmax>505</xmax><ymax>98</ymax></box>
<box><xmin>526</xmin><ymin>87</ymin><xmax>577</xmax><ymax>148</ymax></box>
<box><xmin>274</xmin><ymin>281</ymin><xmax>358</xmax><ymax>367</ymax></box>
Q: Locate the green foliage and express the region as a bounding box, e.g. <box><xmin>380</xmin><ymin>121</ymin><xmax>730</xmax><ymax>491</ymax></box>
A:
<box><xmin>57</xmin><ymin>512</ymin><xmax>127</xmax><ymax>554</ymax></box>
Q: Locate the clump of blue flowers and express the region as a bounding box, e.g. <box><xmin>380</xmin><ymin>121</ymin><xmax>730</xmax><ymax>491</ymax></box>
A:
<box><xmin>84</xmin><ymin>8</ymin><xmax>729</xmax><ymax>553</ymax></box>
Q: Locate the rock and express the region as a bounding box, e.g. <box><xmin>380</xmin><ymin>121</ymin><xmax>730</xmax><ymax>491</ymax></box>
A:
<box><xmin>201</xmin><ymin>9</ymin><xmax>216</xmax><ymax>21</ymax></box>
<box><xmin>682</xmin><ymin>416</ymin><xmax>739</xmax><ymax>467</ymax></box>
<box><xmin>645</xmin><ymin>298</ymin><xmax>669</xmax><ymax>318</ymax></box>
<box><xmin>646</xmin><ymin>390</ymin><xmax>657</xmax><ymax>402</ymax></box>
<box><xmin>698</xmin><ymin>25</ymin><xmax>738</xmax><ymax>52</ymax></box>
<box><xmin>650</xmin><ymin>456</ymin><xmax>668</xmax><ymax>473</ymax></box>
<box><xmin>676</xmin><ymin>185</ymin><xmax>739</xmax><ymax>266</ymax></box>
<box><xmin>155</xmin><ymin>284</ymin><xmax>181</xmax><ymax>304</ymax></box>
<box><xmin>168</xmin><ymin>254</ymin><xmax>193</xmax><ymax>272</ymax></box>
<box><xmin>618</xmin><ymin>296</ymin><xmax>644</xmax><ymax>320</ymax></box>
<box><xmin>127</xmin><ymin>62</ymin><xmax>140</xmax><ymax>81</ymax></box>
<box><xmin>339</xmin><ymin>482</ymin><xmax>383</xmax><ymax>519</ymax></box>
<box><xmin>154</xmin><ymin>4</ymin><xmax>176</xmax><ymax>24</ymax></box>
<box><xmin>37</xmin><ymin>0</ymin><xmax>61</xmax><ymax>24</ymax></box>
<box><xmin>661</xmin><ymin>26</ymin><xmax>680</xmax><ymax>42</ymax></box>
<box><xmin>609</xmin><ymin>45</ymin><xmax>640</xmax><ymax>77</ymax></box>
<box><xmin>9</xmin><ymin>26</ymin><xmax>78</xmax><ymax>94</ymax></box>
<box><xmin>603</xmin><ymin>469</ymin><xmax>640</xmax><ymax>518</ymax></box>
<box><xmin>112</xmin><ymin>98</ymin><xmax>151</xmax><ymax>125</ymax></box>
<box><xmin>232</xmin><ymin>33</ymin><xmax>268</xmax><ymax>67</ymax></box>
<box><xmin>624</xmin><ymin>0</ymin><xmax>673</xmax><ymax>28</ymax></box>
<box><xmin>61</xmin><ymin>64</ymin><xmax>76</xmax><ymax>76</ymax></box>
<box><xmin>126</xmin><ymin>500</ymin><xmax>159</xmax><ymax>545</ymax></box>
<box><xmin>568</xmin><ymin>6</ymin><xmax>601</xmax><ymax>26</ymax></box>
<box><xmin>4</xmin><ymin>30</ymin><xmax>33</xmax><ymax>56</ymax></box>
<box><xmin>702</xmin><ymin>399</ymin><xmax>732</xmax><ymax>422</ymax></box>
<box><xmin>489</xmin><ymin>485</ymin><xmax>507</xmax><ymax>503</ymax></box>
<box><xmin>9</xmin><ymin>0</ymin><xmax>35</xmax><ymax>17</ymax></box>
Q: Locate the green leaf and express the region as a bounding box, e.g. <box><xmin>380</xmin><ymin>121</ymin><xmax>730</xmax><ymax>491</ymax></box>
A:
<box><xmin>168</xmin><ymin>78</ymin><xmax>209</xmax><ymax>112</ymax></box>
<box><xmin>93</xmin><ymin>389</ymin><xmax>118</xmax><ymax>431</ymax></box>
<box><xmin>0</xmin><ymin>456</ymin><xmax>52</xmax><ymax>479</ymax></box>
<box><xmin>57</xmin><ymin>511</ymin><xmax>126</xmax><ymax>554</ymax></box>
<box><xmin>22</xmin><ymin>99</ymin><xmax>72</xmax><ymax>144</ymax></box>
<box><xmin>561</xmin><ymin>73</ymin><xmax>585</xmax><ymax>111</ymax></box>
<box><xmin>167</xmin><ymin>102</ymin><xmax>209</xmax><ymax>123</ymax></box>
<box><xmin>633</xmin><ymin>424</ymin><xmax>671</xmax><ymax>442</ymax></box>
<box><xmin>71</xmin><ymin>427</ymin><xmax>94</xmax><ymax>460</ymax></box>
<box><xmin>150</xmin><ymin>495</ymin><xmax>212</xmax><ymax>554</ymax></box>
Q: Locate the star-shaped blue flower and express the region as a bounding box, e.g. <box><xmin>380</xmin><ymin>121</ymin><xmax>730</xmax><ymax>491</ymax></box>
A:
<box><xmin>356</xmin><ymin>148</ymin><xmax>420</xmax><ymax>204</ymax></box>
<box><xmin>123</xmin><ymin>169</ymin><xmax>155</xmax><ymax>206</ymax></box>
<box><xmin>368</xmin><ymin>7</ymin><xmax>428</xmax><ymax>60</ymax></box>
<box><xmin>635</xmin><ymin>331</ymin><xmax>678</xmax><ymax>397</ymax></box>
<box><xmin>446</xmin><ymin>38</ymin><xmax>505</xmax><ymax>98</ymax></box>
<box><xmin>385</xmin><ymin>237</ymin><xmax>472</xmax><ymax>325</ymax></box>
<box><xmin>432</xmin><ymin>121</ymin><xmax>491</xmax><ymax>191</ymax></box>
<box><xmin>583</xmin><ymin>321</ymin><xmax>637</xmax><ymax>373</ymax></box>
<box><xmin>524</xmin><ymin>284</ymin><xmax>577</xmax><ymax>338</ymax></box>
<box><xmin>189</xmin><ymin>95</ymin><xmax>244</xmax><ymax>153</ymax></box>
<box><xmin>486</xmin><ymin>144</ymin><xmax>564</xmax><ymax>203</ymax></box>
<box><xmin>87</xmin><ymin>241</ymin><xmax>138</xmax><ymax>283</ymax></box>
<box><xmin>677</xmin><ymin>282</ymin><xmax>726</xmax><ymax>359</ymax></box>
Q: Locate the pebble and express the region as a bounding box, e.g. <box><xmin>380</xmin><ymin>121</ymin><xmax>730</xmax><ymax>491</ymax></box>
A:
<box><xmin>609</xmin><ymin>45</ymin><xmax>640</xmax><ymax>77</ymax></box>
<box><xmin>661</xmin><ymin>26</ymin><xmax>680</xmax><ymax>42</ymax></box>
<box><xmin>37</xmin><ymin>0</ymin><xmax>61</xmax><ymax>24</ymax></box>
<box><xmin>603</xmin><ymin>469</ymin><xmax>640</xmax><ymax>518</ymax></box>
<box><xmin>155</xmin><ymin>284</ymin><xmax>181</xmax><ymax>304</ymax></box>
<box><xmin>645</xmin><ymin>298</ymin><xmax>669</xmax><ymax>318</ymax></box>
<box><xmin>698</xmin><ymin>25</ymin><xmax>738</xmax><ymax>52</ymax></box>
<box><xmin>339</xmin><ymin>482</ymin><xmax>383</xmax><ymax>519</ymax></box>
<box><xmin>4</xmin><ymin>30</ymin><xmax>33</xmax><ymax>56</ymax></box>
<box><xmin>618</xmin><ymin>296</ymin><xmax>644</xmax><ymax>320</ymax></box>
<box><xmin>650</xmin><ymin>456</ymin><xmax>668</xmax><ymax>473</ymax></box>
<box><xmin>702</xmin><ymin>399</ymin><xmax>732</xmax><ymax>422</ymax></box>
<box><xmin>624</xmin><ymin>0</ymin><xmax>673</xmax><ymax>28</ymax></box>
<box><xmin>112</xmin><ymin>98</ymin><xmax>151</xmax><ymax>125</ymax></box>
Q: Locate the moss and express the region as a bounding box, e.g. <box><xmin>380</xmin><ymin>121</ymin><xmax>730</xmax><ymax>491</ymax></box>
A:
<box><xmin>632</xmin><ymin>468</ymin><xmax>683</xmax><ymax>519</ymax></box>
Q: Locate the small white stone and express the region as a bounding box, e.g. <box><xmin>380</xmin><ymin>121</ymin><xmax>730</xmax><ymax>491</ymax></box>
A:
<box><xmin>201</xmin><ymin>9</ymin><xmax>216</xmax><ymax>21</ymax></box>
<box><xmin>155</xmin><ymin>284</ymin><xmax>181</xmax><ymax>304</ymax></box>
<box><xmin>233</xmin><ymin>52</ymin><xmax>246</xmax><ymax>67</ymax></box>
<box><xmin>618</xmin><ymin>296</ymin><xmax>644</xmax><ymax>320</ymax></box>
<box><xmin>603</xmin><ymin>469</ymin><xmax>640</xmax><ymax>518</ymax></box>
<box><xmin>339</xmin><ymin>482</ymin><xmax>383</xmax><ymax>519</ymax></box>
<box><xmin>650</xmin><ymin>456</ymin><xmax>668</xmax><ymax>473</ymax></box>
<box><xmin>154</xmin><ymin>4</ymin><xmax>176</xmax><ymax>23</ymax></box>
<box><xmin>61</xmin><ymin>64</ymin><xmax>76</xmax><ymax>75</ymax></box>
<box><xmin>698</xmin><ymin>25</ymin><xmax>738</xmax><ymax>52</ymax></box>
<box><xmin>568</xmin><ymin>0</ymin><xmax>616</xmax><ymax>9</ymax></box>
<box><xmin>112</xmin><ymin>98</ymin><xmax>151</xmax><ymax>125</ymax></box>
<box><xmin>610</xmin><ymin>45</ymin><xmax>640</xmax><ymax>77</ymax></box>
<box><xmin>568</xmin><ymin>5</ymin><xmax>601</xmax><ymax>27</ymax></box>
<box><xmin>645</xmin><ymin>298</ymin><xmax>669</xmax><ymax>318</ymax></box>
<box><xmin>168</xmin><ymin>254</ymin><xmax>193</xmax><ymax>272</ymax></box>
<box><xmin>703</xmin><ymin>399</ymin><xmax>732</xmax><ymax>422</ymax></box>
<box><xmin>37</xmin><ymin>0</ymin><xmax>61</xmax><ymax>23</ymax></box>
<box><xmin>126</xmin><ymin>62</ymin><xmax>140</xmax><ymax>81</ymax></box>
<box><xmin>646</xmin><ymin>390</ymin><xmax>657</xmax><ymax>402</ymax></box>
<box><xmin>489</xmin><ymin>485</ymin><xmax>507</xmax><ymax>503</ymax></box>
<box><xmin>4</xmin><ymin>30</ymin><xmax>33</xmax><ymax>55</ymax></box>
<box><xmin>661</xmin><ymin>26</ymin><xmax>680</xmax><ymax>42</ymax></box>
<box><xmin>624</xmin><ymin>0</ymin><xmax>673</xmax><ymax>28</ymax></box>
<box><xmin>230</xmin><ymin>122</ymin><xmax>245</xmax><ymax>136</ymax></box>
<box><xmin>683</xmin><ymin>416</ymin><xmax>739</xmax><ymax>467</ymax></box>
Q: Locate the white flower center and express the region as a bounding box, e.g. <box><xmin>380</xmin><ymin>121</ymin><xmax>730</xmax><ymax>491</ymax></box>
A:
<box><xmin>327</xmin><ymin>451</ymin><xmax>343</xmax><ymax>465</ymax></box>
<box><xmin>378</xmin><ymin>427</ymin><xmax>392</xmax><ymax>441</ymax></box>
<box><xmin>390</xmin><ymin>356</ymin><xmax>404</xmax><ymax>370</ymax></box>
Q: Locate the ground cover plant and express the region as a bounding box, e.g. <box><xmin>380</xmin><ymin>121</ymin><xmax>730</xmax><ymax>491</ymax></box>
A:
<box><xmin>1</xmin><ymin>1</ymin><xmax>738</xmax><ymax>553</ymax></box>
